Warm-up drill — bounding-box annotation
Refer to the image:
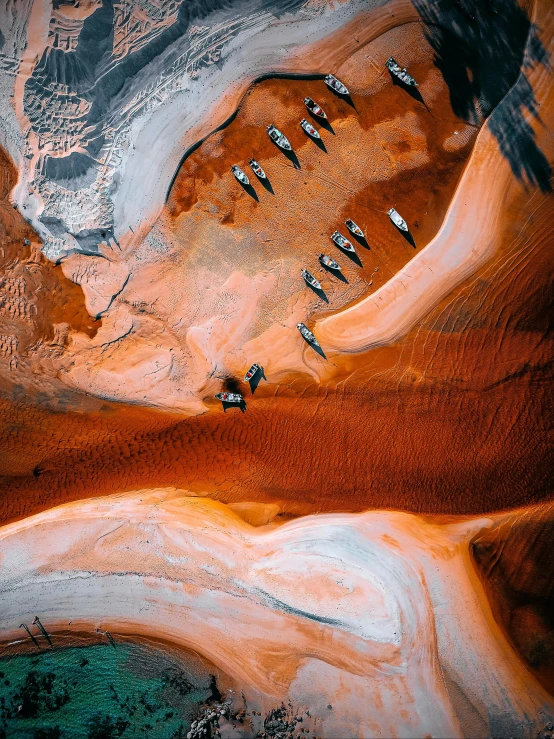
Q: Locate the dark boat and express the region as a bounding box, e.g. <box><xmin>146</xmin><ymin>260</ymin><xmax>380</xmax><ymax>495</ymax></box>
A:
<box><xmin>387</xmin><ymin>207</ymin><xmax>409</xmax><ymax>232</ymax></box>
<box><xmin>385</xmin><ymin>57</ymin><xmax>418</xmax><ymax>87</ymax></box>
<box><xmin>300</xmin><ymin>119</ymin><xmax>321</xmax><ymax>139</ymax></box>
<box><xmin>345</xmin><ymin>219</ymin><xmax>364</xmax><ymax>238</ymax></box>
<box><xmin>304</xmin><ymin>97</ymin><xmax>327</xmax><ymax>119</ymax></box>
<box><xmin>297</xmin><ymin>322</ymin><xmax>320</xmax><ymax>347</ymax></box>
<box><xmin>301</xmin><ymin>269</ymin><xmax>322</xmax><ymax>290</ymax></box>
<box><xmin>244</xmin><ymin>363</ymin><xmax>261</xmax><ymax>382</ymax></box>
<box><xmin>231</xmin><ymin>165</ymin><xmax>249</xmax><ymax>185</ymax></box>
<box><xmin>215</xmin><ymin>391</ymin><xmax>243</xmax><ymax>404</ymax></box>
<box><xmin>266</xmin><ymin>124</ymin><xmax>292</xmax><ymax>150</ymax></box>
<box><xmin>319</xmin><ymin>253</ymin><xmax>341</xmax><ymax>271</ymax></box>
<box><xmin>331</xmin><ymin>230</ymin><xmax>355</xmax><ymax>252</ymax></box>
<box><xmin>324</xmin><ymin>74</ymin><xmax>349</xmax><ymax>95</ymax></box>
<box><xmin>249</xmin><ymin>159</ymin><xmax>266</xmax><ymax>179</ymax></box>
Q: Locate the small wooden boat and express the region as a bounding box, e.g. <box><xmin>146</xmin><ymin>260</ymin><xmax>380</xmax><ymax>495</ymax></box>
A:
<box><xmin>215</xmin><ymin>392</ymin><xmax>243</xmax><ymax>404</ymax></box>
<box><xmin>300</xmin><ymin>119</ymin><xmax>321</xmax><ymax>139</ymax></box>
<box><xmin>249</xmin><ymin>159</ymin><xmax>266</xmax><ymax>179</ymax></box>
<box><xmin>231</xmin><ymin>165</ymin><xmax>249</xmax><ymax>185</ymax></box>
<box><xmin>319</xmin><ymin>254</ymin><xmax>341</xmax><ymax>271</ymax></box>
<box><xmin>266</xmin><ymin>124</ymin><xmax>292</xmax><ymax>150</ymax></box>
<box><xmin>385</xmin><ymin>57</ymin><xmax>418</xmax><ymax>87</ymax></box>
<box><xmin>301</xmin><ymin>269</ymin><xmax>322</xmax><ymax>290</ymax></box>
<box><xmin>304</xmin><ymin>97</ymin><xmax>327</xmax><ymax>119</ymax></box>
<box><xmin>387</xmin><ymin>207</ymin><xmax>409</xmax><ymax>232</ymax></box>
<box><xmin>324</xmin><ymin>74</ymin><xmax>349</xmax><ymax>95</ymax></box>
<box><xmin>244</xmin><ymin>363</ymin><xmax>261</xmax><ymax>382</ymax></box>
<box><xmin>331</xmin><ymin>230</ymin><xmax>355</xmax><ymax>252</ymax></box>
<box><xmin>345</xmin><ymin>219</ymin><xmax>364</xmax><ymax>238</ymax></box>
<box><xmin>297</xmin><ymin>322</ymin><xmax>320</xmax><ymax>347</ymax></box>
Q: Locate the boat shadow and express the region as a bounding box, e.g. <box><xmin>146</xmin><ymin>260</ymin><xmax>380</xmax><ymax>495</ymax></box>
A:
<box><xmin>238</xmin><ymin>180</ymin><xmax>259</xmax><ymax>201</ymax></box>
<box><xmin>302</xmin><ymin>336</ymin><xmax>327</xmax><ymax>359</ymax></box>
<box><xmin>222</xmin><ymin>400</ymin><xmax>247</xmax><ymax>413</ymax></box>
<box><xmin>248</xmin><ymin>367</ymin><xmax>267</xmax><ymax>394</ymax></box>
<box><xmin>306</xmin><ymin>281</ymin><xmax>329</xmax><ymax>303</ymax></box>
<box><xmin>328</xmin><ymin>87</ymin><xmax>357</xmax><ymax>110</ymax></box>
<box><xmin>270</xmin><ymin>139</ymin><xmax>301</xmax><ymax>169</ymax></box>
<box><xmin>314</xmin><ymin>116</ymin><xmax>335</xmax><ymax>135</ymax></box>
<box><xmin>320</xmin><ymin>262</ymin><xmax>348</xmax><ymax>283</ymax></box>
<box><xmin>311</xmin><ymin>136</ymin><xmax>327</xmax><ymax>153</ymax></box>
<box><xmin>258</xmin><ymin>176</ymin><xmax>274</xmax><ymax>195</ymax></box>
<box><xmin>389</xmin><ymin>74</ymin><xmax>426</xmax><ymax>107</ymax></box>
<box><xmin>392</xmin><ymin>224</ymin><xmax>417</xmax><ymax>248</ymax></box>
<box><xmin>340</xmin><ymin>248</ymin><xmax>363</xmax><ymax>267</ymax></box>
<box><xmin>351</xmin><ymin>232</ymin><xmax>370</xmax><ymax>249</ymax></box>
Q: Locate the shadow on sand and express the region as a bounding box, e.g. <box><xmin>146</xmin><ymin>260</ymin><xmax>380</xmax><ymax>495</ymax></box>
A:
<box><xmin>248</xmin><ymin>367</ymin><xmax>267</xmax><ymax>394</ymax></box>
<box><xmin>257</xmin><ymin>176</ymin><xmax>274</xmax><ymax>194</ymax></box>
<box><xmin>392</xmin><ymin>224</ymin><xmax>416</xmax><ymax>248</ymax></box>
<box><xmin>338</xmin><ymin>248</ymin><xmax>362</xmax><ymax>267</ymax></box>
<box><xmin>328</xmin><ymin>87</ymin><xmax>357</xmax><ymax>110</ymax></box>
<box><xmin>305</xmin><ymin>281</ymin><xmax>329</xmax><ymax>303</ymax></box>
<box><xmin>349</xmin><ymin>232</ymin><xmax>370</xmax><ymax>249</ymax></box>
<box><xmin>310</xmin><ymin>115</ymin><xmax>335</xmax><ymax>135</ymax></box>
<box><xmin>320</xmin><ymin>262</ymin><xmax>348</xmax><ymax>283</ymax></box>
<box><xmin>270</xmin><ymin>139</ymin><xmax>300</xmax><ymax>169</ymax></box>
<box><xmin>302</xmin><ymin>337</ymin><xmax>326</xmax><ymax>359</ymax></box>
<box><xmin>389</xmin><ymin>73</ymin><xmax>426</xmax><ymax>107</ymax></box>
<box><xmin>222</xmin><ymin>400</ymin><xmax>247</xmax><ymax>413</ymax></box>
<box><xmin>238</xmin><ymin>180</ymin><xmax>259</xmax><ymax>201</ymax></box>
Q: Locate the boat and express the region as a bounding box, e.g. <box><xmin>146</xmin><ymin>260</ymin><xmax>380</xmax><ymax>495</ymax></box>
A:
<box><xmin>385</xmin><ymin>57</ymin><xmax>418</xmax><ymax>87</ymax></box>
<box><xmin>345</xmin><ymin>219</ymin><xmax>364</xmax><ymax>238</ymax></box>
<box><xmin>319</xmin><ymin>254</ymin><xmax>341</xmax><ymax>271</ymax></box>
<box><xmin>387</xmin><ymin>207</ymin><xmax>409</xmax><ymax>232</ymax></box>
<box><xmin>300</xmin><ymin>119</ymin><xmax>321</xmax><ymax>139</ymax></box>
<box><xmin>244</xmin><ymin>363</ymin><xmax>262</xmax><ymax>382</ymax></box>
<box><xmin>331</xmin><ymin>230</ymin><xmax>355</xmax><ymax>252</ymax></box>
<box><xmin>324</xmin><ymin>74</ymin><xmax>349</xmax><ymax>95</ymax></box>
<box><xmin>249</xmin><ymin>159</ymin><xmax>266</xmax><ymax>179</ymax></box>
<box><xmin>301</xmin><ymin>269</ymin><xmax>322</xmax><ymax>290</ymax></box>
<box><xmin>231</xmin><ymin>165</ymin><xmax>249</xmax><ymax>185</ymax></box>
<box><xmin>215</xmin><ymin>391</ymin><xmax>243</xmax><ymax>404</ymax></box>
<box><xmin>266</xmin><ymin>124</ymin><xmax>292</xmax><ymax>150</ymax></box>
<box><xmin>297</xmin><ymin>322</ymin><xmax>320</xmax><ymax>346</ymax></box>
<box><xmin>304</xmin><ymin>97</ymin><xmax>327</xmax><ymax>119</ymax></box>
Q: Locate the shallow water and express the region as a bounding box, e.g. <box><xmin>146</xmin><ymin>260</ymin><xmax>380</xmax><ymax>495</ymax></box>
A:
<box><xmin>0</xmin><ymin>641</ymin><xmax>215</xmax><ymax>738</ymax></box>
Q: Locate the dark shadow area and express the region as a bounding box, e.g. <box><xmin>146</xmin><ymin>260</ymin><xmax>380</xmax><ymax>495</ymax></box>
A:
<box><xmin>328</xmin><ymin>87</ymin><xmax>357</xmax><ymax>110</ymax></box>
<box><xmin>302</xmin><ymin>337</ymin><xmax>327</xmax><ymax>359</ymax></box>
<box><xmin>411</xmin><ymin>0</ymin><xmax>551</xmax><ymax>191</ymax></box>
<box><xmin>222</xmin><ymin>400</ymin><xmax>246</xmax><ymax>413</ymax></box>
<box><xmin>350</xmin><ymin>232</ymin><xmax>370</xmax><ymax>249</ymax></box>
<box><xmin>258</xmin><ymin>176</ymin><xmax>274</xmax><ymax>194</ymax></box>
<box><xmin>268</xmin><ymin>137</ymin><xmax>301</xmax><ymax>168</ymax></box>
<box><xmin>338</xmin><ymin>248</ymin><xmax>362</xmax><ymax>267</ymax></box>
<box><xmin>393</xmin><ymin>224</ymin><xmax>416</xmax><ymax>248</ymax></box>
<box><xmin>248</xmin><ymin>367</ymin><xmax>267</xmax><ymax>394</ymax></box>
<box><xmin>389</xmin><ymin>73</ymin><xmax>426</xmax><ymax>107</ymax></box>
<box><xmin>311</xmin><ymin>136</ymin><xmax>328</xmax><ymax>153</ymax></box>
<box><xmin>238</xmin><ymin>180</ymin><xmax>259</xmax><ymax>201</ymax></box>
<box><xmin>320</xmin><ymin>263</ymin><xmax>348</xmax><ymax>283</ymax></box>
<box><xmin>311</xmin><ymin>115</ymin><xmax>335</xmax><ymax>135</ymax></box>
<box><xmin>306</xmin><ymin>282</ymin><xmax>329</xmax><ymax>303</ymax></box>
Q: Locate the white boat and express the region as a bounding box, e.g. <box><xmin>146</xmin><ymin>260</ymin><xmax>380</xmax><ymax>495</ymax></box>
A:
<box><xmin>249</xmin><ymin>159</ymin><xmax>266</xmax><ymax>179</ymax></box>
<box><xmin>345</xmin><ymin>219</ymin><xmax>364</xmax><ymax>238</ymax></box>
<box><xmin>385</xmin><ymin>57</ymin><xmax>418</xmax><ymax>87</ymax></box>
<box><xmin>231</xmin><ymin>165</ymin><xmax>249</xmax><ymax>185</ymax></box>
<box><xmin>301</xmin><ymin>269</ymin><xmax>322</xmax><ymax>290</ymax></box>
<box><xmin>266</xmin><ymin>124</ymin><xmax>292</xmax><ymax>150</ymax></box>
<box><xmin>319</xmin><ymin>254</ymin><xmax>341</xmax><ymax>270</ymax></box>
<box><xmin>331</xmin><ymin>230</ymin><xmax>355</xmax><ymax>252</ymax></box>
<box><xmin>387</xmin><ymin>207</ymin><xmax>409</xmax><ymax>232</ymax></box>
<box><xmin>324</xmin><ymin>74</ymin><xmax>349</xmax><ymax>95</ymax></box>
<box><xmin>300</xmin><ymin>119</ymin><xmax>321</xmax><ymax>139</ymax></box>
<box><xmin>215</xmin><ymin>391</ymin><xmax>243</xmax><ymax>403</ymax></box>
<box><xmin>297</xmin><ymin>322</ymin><xmax>320</xmax><ymax>346</ymax></box>
<box><xmin>244</xmin><ymin>363</ymin><xmax>262</xmax><ymax>382</ymax></box>
<box><xmin>304</xmin><ymin>97</ymin><xmax>327</xmax><ymax>119</ymax></box>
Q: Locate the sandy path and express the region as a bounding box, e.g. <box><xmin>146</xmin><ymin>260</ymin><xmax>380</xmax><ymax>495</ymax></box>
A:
<box><xmin>0</xmin><ymin>494</ymin><xmax>552</xmax><ymax>737</ymax></box>
<box><xmin>315</xmin><ymin>0</ymin><xmax>554</xmax><ymax>352</ymax></box>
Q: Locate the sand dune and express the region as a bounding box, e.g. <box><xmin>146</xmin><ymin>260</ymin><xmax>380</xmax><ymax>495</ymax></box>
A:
<box><xmin>0</xmin><ymin>493</ymin><xmax>552</xmax><ymax>737</ymax></box>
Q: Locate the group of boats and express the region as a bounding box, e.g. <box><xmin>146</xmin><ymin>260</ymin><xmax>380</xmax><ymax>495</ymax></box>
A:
<box><xmin>217</xmin><ymin>61</ymin><xmax>417</xmax><ymax>407</ymax></box>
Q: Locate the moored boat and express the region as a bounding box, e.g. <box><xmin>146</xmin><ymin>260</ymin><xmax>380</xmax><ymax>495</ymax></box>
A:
<box><xmin>300</xmin><ymin>119</ymin><xmax>321</xmax><ymax>139</ymax></box>
<box><xmin>244</xmin><ymin>363</ymin><xmax>262</xmax><ymax>382</ymax></box>
<box><xmin>345</xmin><ymin>219</ymin><xmax>364</xmax><ymax>238</ymax></box>
<box><xmin>231</xmin><ymin>165</ymin><xmax>249</xmax><ymax>185</ymax></box>
<box><xmin>266</xmin><ymin>124</ymin><xmax>292</xmax><ymax>150</ymax></box>
<box><xmin>301</xmin><ymin>269</ymin><xmax>322</xmax><ymax>290</ymax></box>
<box><xmin>331</xmin><ymin>230</ymin><xmax>355</xmax><ymax>252</ymax></box>
<box><xmin>249</xmin><ymin>159</ymin><xmax>266</xmax><ymax>179</ymax></box>
<box><xmin>215</xmin><ymin>391</ymin><xmax>243</xmax><ymax>404</ymax></box>
<box><xmin>319</xmin><ymin>253</ymin><xmax>341</xmax><ymax>271</ymax></box>
<box><xmin>297</xmin><ymin>322</ymin><xmax>320</xmax><ymax>346</ymax></box>
<box><xmin>304</xmin><ymin>97</ymin><xmax>327</xmax><ymax>119</ymax></box>
<box><xmin>324</xmin><ymin>74</ymin><xmax>349</xmax><ymax>95</ymax></box>
<box><xmin>385</xmin><ymin>57</ymin><xmax>418</xmax><ymax>87</ymax></box>
<box><xmin>387</xmin><ymin>207</ymin><xmax>409</xmax><ymax>232</ymax></box>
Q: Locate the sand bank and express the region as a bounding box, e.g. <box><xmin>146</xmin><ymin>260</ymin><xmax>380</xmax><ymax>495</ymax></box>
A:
<box><xmin>0</xmin><ymin>494</ymin><xmax>552</xmax><ymax>737</ymax></box>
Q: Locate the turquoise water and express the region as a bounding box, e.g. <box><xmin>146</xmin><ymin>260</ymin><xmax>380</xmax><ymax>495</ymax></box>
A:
<box><xmin>0</xmin><ymin>641</ymin><xmax>215</xmax><ymax>738</ymax></box>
